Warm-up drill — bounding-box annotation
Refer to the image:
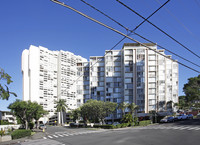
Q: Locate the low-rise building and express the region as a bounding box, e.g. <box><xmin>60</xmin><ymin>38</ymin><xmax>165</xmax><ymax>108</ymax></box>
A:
<box><xmin>0</xmin><ymin>111</ymin><xmax>17</xmax><ymax>124</ymax></box>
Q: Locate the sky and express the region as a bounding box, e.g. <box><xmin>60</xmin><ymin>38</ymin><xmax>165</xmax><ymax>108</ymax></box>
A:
<box><xmin>0</xmin><ymin>0</ymin><xmax>199</xmax><ymax>111</ymax></box>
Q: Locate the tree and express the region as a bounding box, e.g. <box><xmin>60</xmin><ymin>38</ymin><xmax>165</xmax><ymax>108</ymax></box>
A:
<box><xmin>183</xmin><ymin>75</ymin><xmax>200</xmax><ymax>103</ymax></box>
<box><xmin>174</xmin><ymin>96</ymin><xmax>191</xmax><ymax>110</ymax></box>
<box><xmin>55</xmin><ymin>99</ymin><xmax>69</xmax><ymax>125</ymax></box>
<box><xmin>77</xmin><ymin>100</ymin><xmax>117</xmax><ymax>124</ymax></box>
<box><xmin>121</xmin><ymin>113</ymin><xmax>133</xmax><ymax>123</ymax></box>
<box><xmin>104</xmin><ymin>101</ymin><xmax>117</xmax><ymax>123</ymax></box>
<box><xmin>117</xmin><ymin>102</ymin><xmax>128</xmax><ymax>117</ymax></box>
<box><xmin>127</xmin><ymin>103</ymin><xmax>139</xmax><ymax>116</ymax></box>
<box><xmin>127</xmin><ymin>103</ymin><xmax>139</xmax><ymax>125</ymax></box>
<box><xmin>8</xmin><ymin>100</ymin><xmax>46</xmax><ymax>129</ymax></box>
<box><xmin>0</xmin><ymin>68</ymin><xmax>17</xmax><ymax>100</ymax></box>
<box><xmin>70</xmin><ymin>108</ymin><xmax>81</xmax><ymax>122</ymax></box>
<box><xmin>32</xmin><ymin>104</ymin><xmax>48</xmax><ymax>129</ymax></box>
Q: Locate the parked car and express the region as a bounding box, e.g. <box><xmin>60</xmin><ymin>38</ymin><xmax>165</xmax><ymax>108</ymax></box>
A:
<box><xmin>160</xmin><ymin>116</ymin><xmax>174</xmax><ymax>123</ymax></box>
<box><xmin>181</xmin><ymin>114</ymin><xmax>188</xmax><ymax>120</ymax></box>
<box><xmin>70</xmin><ymin>122</ymin><xmax>79</xmax><ymax>127</ymax></box>
<box><xmin>175</xmin><ymin>114</ymin><xmax>188</xmax><ymax>120</ymax></box>
<box><xmin>187</xmin><ymin>114</ymin><xmax>193</xmax><ymax>119</ymax></box>
<box><xmin>39</xmin><ymin>124</ymin><xmax>46</xmax><ymax>130</ymax></box>
<box><xmin>197</xmin><ymin>113</ymin><xmax>200</xmax><ymax>118</ymax></box>
<box><xmin>174</xmin><ymin>115</ymin><xmax>182</xmax><ymax>121</ymax></box>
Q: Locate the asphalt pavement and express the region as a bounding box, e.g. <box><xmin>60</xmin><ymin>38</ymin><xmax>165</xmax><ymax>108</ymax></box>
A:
<box><xmin>2</xmin><ymin>119</ymin><xmax>200</xmax><ymax>145</ymax></box>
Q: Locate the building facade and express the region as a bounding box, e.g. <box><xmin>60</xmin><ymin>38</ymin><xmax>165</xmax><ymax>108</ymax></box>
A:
<box><xmin>82</xmin><ymin>43</ymin><xmax>178</xmax><ymax>119</ymax></box>
<box><xmin>22</xmin><ymin>43</ymin><xmax>178</xmax><ymax>121</ymax></box>
<box><xmin>22</xmin><ymin>45</ymin><xmax>87</xmax><ymax>119</ymax></box>
<box><xmin>0</xmin><ymin>111</ymin><xmax>17</xmax><ymax>124</ymax></box>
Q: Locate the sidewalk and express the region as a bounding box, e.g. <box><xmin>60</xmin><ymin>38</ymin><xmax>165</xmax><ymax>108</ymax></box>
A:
<box><xmin>1</xmin><ymin>129</ymin><xmax>47</xmax><ymax>145</ymax></box>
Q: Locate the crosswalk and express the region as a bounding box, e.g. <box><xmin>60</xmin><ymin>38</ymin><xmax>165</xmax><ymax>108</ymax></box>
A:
<box><xmin>43</xmin><ymin>130</ymin><xmax>106</xmax><ymax>140</ymax></box>
<box><xmin>135</xmin><ymin>125</ymin><xmax>200</xmax><ymax>131</ymax></box>
<box><xmin>42</xmin><ymin>125</ymin><xmax>200</xmax><ymax>140</ymax></box>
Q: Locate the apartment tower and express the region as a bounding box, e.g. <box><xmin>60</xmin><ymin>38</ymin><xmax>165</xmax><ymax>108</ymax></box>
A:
<box><xmin>21</xmin><ymin>45</ymin><xmax>87</xmax><ymax>119</ymax></box>
<box><xmin>22</xmin><ymin>43</ymin><xmax>178</xmax><ymax>121</ymax></box>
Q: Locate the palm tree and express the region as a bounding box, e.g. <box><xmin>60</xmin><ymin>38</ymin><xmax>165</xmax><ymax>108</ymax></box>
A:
<box><xmin>118</xmin><ymin>102</ymin><xmax>128</xmax><ymax>117</ymax></box>
<box><xmin>55</xmin><ymin>99</ymin><xmax>69</xmax><ymax>126</ymax></box>
<box><xmin>127</xmin><ymin>103</ymin><xmax>139</xmax><ymax>125</ymax></box>
<box><xmin>127</xmin><ymin>103</ymin><xmax>139</xmax><ymax>116</ymax></box>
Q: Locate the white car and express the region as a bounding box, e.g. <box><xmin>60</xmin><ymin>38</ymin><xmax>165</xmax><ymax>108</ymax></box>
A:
<box><xmin>181</xmin><ymin>114</ymin><xmax>188</xmax><ymax>120</ymax></box>
<box><xmin>160</xmin><ymin>116</ymin><xmax>174</xmax><ymax>123</ymax></box>
<box><xmin>176</xmin><ymin>114</ymin><xmax>188</xmax><ymax>120</ymax></box>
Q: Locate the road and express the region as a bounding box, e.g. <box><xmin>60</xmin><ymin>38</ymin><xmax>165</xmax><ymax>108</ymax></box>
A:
<box><xmin>20</xmin><ymin>119</ymin><xmax>200</xmax><ymax>145</ymax></box>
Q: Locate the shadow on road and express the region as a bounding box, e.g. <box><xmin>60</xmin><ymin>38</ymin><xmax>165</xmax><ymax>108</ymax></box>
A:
<box><xmin>161</xmin><ymin>118</ymin><xmax>200</xmax><ymax>126</ymax></box>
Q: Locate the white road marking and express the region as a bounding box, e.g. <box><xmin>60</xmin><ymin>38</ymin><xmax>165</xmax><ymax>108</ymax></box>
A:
<box><xmin>43</xmin><ymin>137</ymin><xmax>47</xmax><ymax>139</ymax></box>
<box><xmin>53</xmin><ymin>135</ymin><xmax>58</xmax><ymax>138</ymax></box>
<box><xmin>57</xmin><ymin>134</ymin><xmax>64</xmax><ymax>137</ymax></box>
<box><xmin>179</xmin><ymin>126</ymin><xmax>191</xmax><ymax>130</ymax></box>
<box><xmin>48</xmin><ymin>135</ymin><xmax>53</xmax><ymax>138</ymax></box>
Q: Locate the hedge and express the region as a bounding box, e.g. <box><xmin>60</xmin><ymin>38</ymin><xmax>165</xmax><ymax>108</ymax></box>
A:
<box><xmin>93</xmin><ymin>124</ymin><xmax>115</xmax><ymax>129</ymax></box>
<box><xmin>0</xmin><ymin>120</ymin><xmax>13</xmax><ymax>125</ymax></box>
<box><xmin>93</xmin><ymin>123</ymin><xmax>133</xmax><ymax>129</ymax></box>
<box><xmin>139</xmin><ymin>120</ymin><xmax>152</xmax><ymax>126</ymax></box>
<box><xmin>11</xmin><ymin>129</ymin><xmax>32</xmax><ymax>139</ymax></box>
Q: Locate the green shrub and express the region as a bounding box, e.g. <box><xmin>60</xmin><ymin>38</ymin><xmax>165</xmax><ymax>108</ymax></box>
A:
<box><xmin>93</xmin><ymin>124</ymin><xmax>114</xmax><ymax>129</ymax></box>
<box><xmin>11</xmin><ymin>129</ymin><xmax>32</xmax><ymax>139</ymax></box>
<box><xmin>121</xmin><ymin>113</ymin><xmax>133</xmax><ymax>123</ymax></box>
<box><xmin>115</xmin><ymin>124</ymin><xmax>122</xmax><ymax>128</ymax></box>
<box><xmin>129</xmin><ymin>122</ymin><xmax>134</xmax><ymax>127</ymax></box>
<box><xmin>0</xmin><ymin>129</ymin><xmax>5</xmax><ymax>136</ymax></box>
<box><xmin>139</xmin><ymin>120</ymin><xmax>151</xmax><ymax>126</ymax></box>
<box><xmin>134</xmin><ymin>117</ymin><xmax>139</xmax><ymax>126</ymax></box>
<box><xmin>120</xmin><ymin>123</ymin><xmax>129</xmax><ymax>128</ymax></box>
<box><xmin>0</xmin><ymin>120</ymin><xmax>12</xmax><ymax>125</ymax></box>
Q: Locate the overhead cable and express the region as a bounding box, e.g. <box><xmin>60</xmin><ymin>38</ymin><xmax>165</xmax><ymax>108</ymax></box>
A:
<box><xmin>80</xmin><ymin>0</ymin><xmax>200</xmax><ymax>68</ymax></box>
<box><xmin>50</xmin><ymin>0</ymin><xmax>200</xmax><ymax>74</ymax></box>
<box><xmin>116</xmin><ymin>0</ymin><xmax>200</xmax><ymax>59</ymax></box>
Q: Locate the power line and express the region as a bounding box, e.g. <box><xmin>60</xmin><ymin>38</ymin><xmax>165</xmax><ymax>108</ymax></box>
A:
<box><xmin>80</xmin><ymin>0</ymin><xmax>170</xmax><ymax>34</ymax></box>
<box><xmin>116</xmin><ymin>0</ymin><xmax>200</xmax><ymax>59</ymax></box>
<box><xmin>134</xmin><ymin>32</ymin><xmax>200</xmax><ymax>68</ymax></box>
<box><xmin>50</xmin><ymin>0</ymin><xmax>200</xmax><ymax>74</ymax></box>
<box><xmin>155</xmin><ymin>0</ymin><xmax>200</xmax><ymax>44</ymax></box>
<box><xmin>50</xmin><ymin>0</ymin><xmax>128</xmax><ymax>98</ymax></box>
<box><xmin>132</xmin><ymin>0</ymin><xmax>170</xmax><ymax>32</ymax></box>
<box><xmin>80</xmin><ymin>0</ymin><xmax>200</xmax><ymax>68</ymax></box>
<box><xmin>50</xmin><ymin>0</ymin><xmax>200</xmax><ymax>101</ymax></box>
<box><xmin>80</xmin><ymin>0</ymin><xmax>129</xmax><ymax>32</ymax></box>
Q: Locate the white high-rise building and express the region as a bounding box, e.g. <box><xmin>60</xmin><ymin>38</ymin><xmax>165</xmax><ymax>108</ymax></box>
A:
<box><xmin>82</xmin><ymin>43</ymin><xmax>178</xmax><ymax>119</ymax></box>
<box><xmin>22</xmin><ymin>43</ymin><xmax>178</xmax><ymax>121</ymax></box>
<box><xmin>21</xmin><ymin>45</ymin><xmax>87</xmax><ymax>118</ymax></box>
